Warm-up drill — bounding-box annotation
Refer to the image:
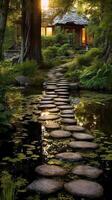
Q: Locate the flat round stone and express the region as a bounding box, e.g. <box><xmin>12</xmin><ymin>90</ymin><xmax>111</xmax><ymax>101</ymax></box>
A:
<box><xmin>45</xmin><ymin>123</ymin><xmax>60</xmax><ymax>129</ymax></box>
<box><xmin>62</xmin><ymin>119</ymin><xmax>76</xmax><ymax>125</ymax></box>
<box><xmin>27</xmin><ymin>178</ymin><xmax>63</xmax><ymax>194</ymax></box>
<box><xmin>50</xmin><ymin>130</ymin><xmax>71</xmax><ymax>138</ymax></box>
<box><xmin>73</xmin><ymin>133</ymin><xmax>94</xmax><ymax>141</ymax></box>
<box><xmin>64</xmin><ymin>125</ymin><xmax>85</xmax><ymax>132</ymax></box>
<box><xmin>64</xmin><ymin>180</ymin><xmax>103</xmax><ymax>199</ymax></box>
<box><xmin>72</xmin><ymin>165</ymin><xmax>103</xmax><ymax>179</ymax></box>
<box><xmin>46</xmin><ymin>92</ymin><xmax>56</xmax><ymax>95</ymax></box>
<box><xmin>39</xmin><ymin>115</ymin><xmax>59</xmax><ymax>121</ymax></box>
<box><xmin>58</xmin><ymin>86</ymin><xmax>69</xmax><ymax>89</ymax></box>
<box><xmin>57</xmin><ymin>92</ymin><xmax>69</xmax><ymax>96</ymax></box>
<box><xmin>42</xmin><ymin>97</ymin><xmax>53</xmax><ymax>101</ymax></box>
<box><xmin>55</xmin><ymin>102</ymin><xmax>67</xmax><ymax>106</ymax></box>
<box><xmin>55</xmin><ymin>152</ymin><xmax>83</xmax><ymax>161</ymax></box>
<box><xmin>58</xmin><ymin>105</ymin><xmax>73</xmax><ymax>110</ymax></box>
<box><xmin>48</xmin><ymin>108</ymin><xmax>59</xmax><ymax>113</ymax></box>
<box><xmin>61</xmin><ymin>110</ymin><xmax>74</xmax><ymax>115</ymax></box>
<box><xmin>46</xmin><ymin>95</ymin><xmax>58</xmax><ymax>98</ymax></box>
<box><xmin>54</xmin><ymin>98</ymin><xmax>70</xmax><ymax>103</ymax></box>
<box><xmin>38</xmin><ymin>104</ymin><xmax>56</xmax><ymax>109</ymax></box>
<box><xmin>57</xmin><ymin>84</ymin><xmax>69</xmax><ymax>86</ymax></box>
<box><xmin>35</xmin><ymin>164</ymin><xmax>67</xmax><ymax>176</ymax></box>
<box><xmin>46</xmin><ymin>86</ymin><xmax>57</xmax><ymax>90</ymax></box>
<box><xmin>69</xmin><ymin>141</ymin><xmax>98</xmax><ymax>150</ymax></box>
<box><xmin>40</xmin><ymin>101</ymin><xmax>54</xmax><ymax>105</ymax></box>
<box><xmin>61</xmin><ymin>114</ymin><xmax>74</xmax><ymax>118</ymax></box>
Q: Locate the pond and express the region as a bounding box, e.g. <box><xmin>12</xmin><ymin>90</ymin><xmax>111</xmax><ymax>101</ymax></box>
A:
<box><xmin>0</xmin><ymin>88</ymin><xmax>112</xmax><ymax>200</ymax></box>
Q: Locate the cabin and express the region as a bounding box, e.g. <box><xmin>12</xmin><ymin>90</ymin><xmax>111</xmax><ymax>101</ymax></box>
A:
<box><xmin>41</xmin><ymin>10</ymin><xmax>93</xmax><ymax>48</ymax></box>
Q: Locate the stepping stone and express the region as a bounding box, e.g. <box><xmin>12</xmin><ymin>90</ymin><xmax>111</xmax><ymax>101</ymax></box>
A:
<box><xmin>57</xmin><ymin>92</ymin><xmax>69</xmax><ymax>96</ymax></box>
<box><xmin>27</xmin><ymin>178</ymin><xmax>63</xmax><ymax>194</ymax></box>
<box><xmin>64</xmin><ymin>125</ymin><xmax>85</xmax><ymax>132</ymax></box>
<box><xmin>46</xmin><ymin>86</ymin><xmax>57</xmax><ymax>90</ymax></box>
<box><xmin>48</xmin><ymin>108</ymin><xmax>59</xmax><ymax>113</ymax></box>
<box><xmin>58</xmin><ymin>105</ymin><xmax>73</xmax><ymax>110</ymax></box>
<box><xmin>54</xmin><ymin>98</ymin><xmax>70</xmax><ymax>103</ymax></box>
<box><xmin>61</xmin><ymin>118</ymin><xmax>76</xmax><ymax>125</ymax></box>
<box><xmin>57</xmin><ymin>84</ymin><xmax>69</xmax><ymax>86</ymax></box>
<box><xmin>58</xmin><ymin>86</ymin><xmax>69</xmax><ymax>89</ymax></box>
<box><xmin>69</xmin><ymin>141</ymin><xmax>98</xmax><ymax>150</ymax></box>
<box><xmin>55</xmin><ymin>89</ymin><xmax>68</xmax><ymax>92</ymax></box>
<box><xmin>38</xmin><ymin>104</ymin><xmax>56</xmax><ymax>109</ymax></box>
<box><xmin>72</xmin><ymin>165</ymin><xmax>103</xmax><ymax>179</ymax></box>
<box><xmin>55</xmin><ymin>102</ymin><xmax>67</xmax><ymax>106</ymax></box>
<box><xmin>59</xmin><ymin>95</ymin><xmax>69</xmax><ymax>98</ymax></box>
<box><xmin>40</xmin><ymin>101</ymin><xmax>54</xmax><ymax>105</ymax></box>
<box><xmin>73</xmin><ymin>133</ymin><xmax>94</xmax><ymax>141</ymax></box>
<box><xmin>50</xmin><ymin>130</ymin><xmax>71</xmax><ymax>138</ymax></box>
<box><xmin>61</xmin><ymin>110</ymin><xmax>74</xmax><ymax>115</ymax></box>
<box><xmin>55</xmin><ymin>152</ymin><xmax>83</xmax><ymax>161</ymax></box>
<box><xmin>35</xmin><ymin>164</ymin><xmax>67</xmax><ymax>176</ymax></box>
<box><xmin>42</xmin><ymin>97</ymin><xmax>53</xmax><ymax>101</ymax></box>
<box><xmin>46</xmin><ymin>92</ymin><xmax>56</xmax><ymax>95</ymax></box>
<box><xmin>39</xmin><ymin>115</ymin><xmax>59</xmax><ymax>121</ymax></box>
<box><xmin>61</xmin><ymin>114</ymin><xmax>74</xmax><ymax>118</ymax></box>
<box><xmin>64</xmin><ymin>180</ymin><xmax>103</xmax><ymax>199</ymax></box>
<box><xmin>45</xmin><ymin>123</ymin><xmax>60</xmax><ymax>129</ymax></box>
<box><xmin>46</xmin><ymin>95</ymin><xmax>58</xmax><ymax>98</ymax></box>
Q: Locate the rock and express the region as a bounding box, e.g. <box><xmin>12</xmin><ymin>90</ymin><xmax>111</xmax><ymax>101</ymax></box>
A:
<box><xmin>61</xmin><ymin>118</ymin><xmax>76</xmax><ymax>125</ymax></box>
<box><xmin>55</xmin><ymin>152</ymin><xmax>83</xmax><ymax>161</ymax></box>
<box><xmin>55</xmin><ymin>102</ymin><xmax>67</xmax><ymax>106</ymax></box>
<box><xmin>15</xmin><ymin>75</ymin><xmax>30</xmax><ymax>86</ymax></box>
<box><xmin>39</xmin><ymin>115</ymin><xmax>59</xmax><ymax>121</ymax></box>
<box><xmin>73</xmin><ymin>133</ymin><xmax>94</xmax><ymax>141</ymax></box>
<box><xmin>45</xmin><ymin>123</ymin><xmax>60</xmax><ymax>129</ymax></box>
<box><xmin>64</xmin><ymin>180</ymin><xmax>103</xmax><ymax>199</ymax></box>
<box><xmin>69</xmin><ymin>141</ymin><xmax>98</xmax><ymax>150</ymax></box>
<box><xmin>27</xmin><ymin>178</ymin><xmax>63</xmax><ymax>194</ymax></box>
<box><xmin>48</xmin><ymin>108</ymin><xmax>59</xmax><ymax>113</ymax></box>
<box><xmin>72</xmin><ymin>165</ymin><xmax>103</xmax><ymax>179</ymax></box>
<box><xmin>61</xmin><ymin>114</ymin><xmax>74</xmax><ymax>118</ymax></box>
<box><xmin>55</xmin><ymin>89</ymin><xmax>68</xmax><ymax>92</ymax></box>
<box><xmin>35</xmin><ymin>164</ymin><xmax>67</xmax><ymax>176</ymax></box>
<box><xmin>50</xmin><ymin>130</ymin><xmax>71</xmax><ymax>138</ymax></box>
<box><xmin>64</xmin><ymin>125</ymin><xmax>85</xmax><ymax>132</ymax></box>
<box><xmin>57</xmin><ymin>84</ymin><xmax>69</xmax><ymax>87</ymax></box>
<box><xmin>69</xmin><ymin>83</ymin><xmax>79</xmax><ymax>90</ymax></box>
<box><xmin>58</xmin><ymin>105</ymin><xmax>73</xmax><ymax>110</ymax></box>
<box><xmin>40</xmin><ymin>101</ymin><xmax>54</xmax><ymax>105</ymax></box>
<box><xmin>61</xmin><ymin>110</ymin><xmax>74</xmax><ymax>115</ymax></box>
<box><xmin>45</xmin><ymin>95</ymin><xmax>58</xmax><ymax>98</ymax></box>
<box><xmin>57</xmin><ymin>92</ymin><xmax>69</xmax><ymax>96</ymax></box>
<box><xmin>58</xmin><ymin>86</ymin><xmax>69</xmax><ymax>89</ymax></box>
<box><xmin>46</xmin><ymin>92</ymin><xmax>56</xmax><ymax>95</ymax></box>
<box><xmin>54</xmin><ymin>98</ymin><xmax>70</xmax><ymax>103</ymax></box>
<box><xmin>38</xmin><ymin>104</ymin><xmax>56</xmax><ymax>109</ymax></box>
<box><xmin>46</xmin><ymin>86</ymin><xmax>57</xmax><ymax>90</ymax></box>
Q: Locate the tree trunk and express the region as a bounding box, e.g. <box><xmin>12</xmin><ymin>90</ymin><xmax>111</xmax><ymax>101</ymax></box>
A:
<box><xmin>21</xmin><ymin>0</ymin><xmax>42</xmax><ymax>64</ymax></box>
<box><xmin>0</xmin><ymin>0</ymin><xmax>10</xmax><ymax>60</ymax></box>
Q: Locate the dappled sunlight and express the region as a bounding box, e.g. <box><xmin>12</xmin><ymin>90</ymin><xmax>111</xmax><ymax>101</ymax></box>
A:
<box><xmin>41</xmin><ymin>0</ymin><xmax>49</xmax><ymax>10</ymax></box>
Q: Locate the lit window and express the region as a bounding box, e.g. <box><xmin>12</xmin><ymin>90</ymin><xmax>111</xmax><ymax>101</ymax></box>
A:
<box><xmin>46</xmin><ymin>27</ymin><xmax>52</xmax><ymax>36</ymax></box>
<box><xmin>82</xmin><ymin>28</ymin><xmax>86</xmax><ymax>44</ymax></box>
<box><xmin>41</xmin><ymin>27</ymin><xmax>46</xmax><ymax>36</ymax></box>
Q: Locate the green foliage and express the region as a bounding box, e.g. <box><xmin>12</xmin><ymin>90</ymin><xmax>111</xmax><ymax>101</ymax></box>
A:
<box><xmin>42</xmin><ymin>36</ymin><xmax>56</xmax><ymax>48</ymax></box>
<box><xmin>0</xmin><ymin>171</ymin><xmax>27</xmax><ymax>200</ymax></box>
<box><xmin>57</xmin><ymin>44</ymin><xmax>71</xmax><ymax>56</ymax></box>
<box><xmin>43</xmin><ymin>46</ymin><xmax>58</xmax><ymax>60</ymax></box>
<box><xmin>80</xmin><ymin>62</ymin><xmax>112</xmax><ymax>90</ymax></box>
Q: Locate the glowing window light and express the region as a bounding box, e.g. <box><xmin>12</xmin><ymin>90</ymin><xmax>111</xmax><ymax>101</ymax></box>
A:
<box><xmin>82</xmin><ymin>28</ymin><xmax>86</xmax><ymax>44</ymax></box>
<box><xmin>41</xmin><ymin>27</ymin><xmax>46</xmax><ymax>36</ymax></box>
<box><xmin>41</xmin><ymin>0</ymin><xmax>49</xmax><ymax>10</ymax></box>
<box><xmin>46</xmin><ymin>27</ymin><xmax>52</xmax><ymax>36</ymax></box>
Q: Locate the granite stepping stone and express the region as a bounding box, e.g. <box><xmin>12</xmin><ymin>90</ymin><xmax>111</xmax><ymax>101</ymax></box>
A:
<box><xmin>55</xmin><ymin>152</ymin><xmax>83</xmax><ymax>161</ymax></box>
<box><xmin>55</xmin><ymin>102</ymin><xmax>67</xmax><ymax>106</ymax></box>
<box><xmin>73</xmin><ymin>133</ymin><xmax>94</xmax><ymax>141</ymax></box>
<box><xmin>58</xmin><ymin>86</ymin><xmax>69</xmax><ymax>89</ymax></box>
<box><xmin>72</xmin><ymin>165</ymin><xmax>103</xmax><ymax>179</ymax></box>
<box><xmin>46</xmin><ymin>92</ymin><xmax>56</xmax><ymax>95</ymax></box>
<box><xmin>39</xmin><ymin>115</ymin><xmax>59</xmax><ymax>121</ymax></box>
<box><xmin>40</xmin><ymin>101</ymin><xmax>54</xmax><ymax>105</ymax></box>
<box><xmin>46</xmin><ymin>86</ymin><xmax>57</xmax><ymax>90</ymax></box>
<box><xmin>69</xmin><ymin>141</ymin><xmax>98</xmax><ymax>150</ymax></box>
<box><xmin>27</xmin><ymin>178</ymin><xmax>63</xmax><ymax>194</ymax></box>
<box><xmin>64</xmin><ymin>180</ymin><xmax>103</xmax><ymax>199</ymax></box>
<box><xmin>45</xmin><ymin>123</ymin><xmax>60</xmax><ymax>129</ymax></box>
<box><xmin>48</xmin><ymin>108</ymin><xmax>59</xmax><ymax>113</ymax></box>
<box><xmin>42</xmin><ymin>97</ymin><xmax>53</xmax><ymax>101</ymax></box>
<box><xmin>38</xmin><ymin>104</ymin><xmax>56</xmax><ymax>109</ymax></box>
<box><xmin>57</xmin><ymin>92</ymin><xmax>69</xmax><ymax>96</ymax></box>
<box><xmin>64</xmin><ymin>125</ymin><xmax>85</xmax><ymax>132</ymax></box>
<box><xmin>57</xmin><ymin>84</ymin><xmax>69</xmax><ymax>86</ymax></box>
<box><xmin>46</xmin><ymin>95</ymin><xmax>58</xmax><ymax>98</ymax></box>
<box><xmin>61</xmin><ymin>110</ymin><xmax>74</xmax><ymax>115</ymax></box>
<box><xmin>61</xmin><ymin>114</ymin><xmax>74</xmax><ymax>118</ymax></box>
<box><xmin>61</xmin><ymin>118</ymin><xmax>76</xmax><ymax>125</ymax></box>
<box><xmin>35</xmin><ymin>164</ymin><xmax>67</xmax><ymax>176</ymax></box>
<box><xmin>54</xmin><ymin>98</ymin><xmax>70</xmax><ymax>103</ymax></box>
<box><xmin>58</xmin><ymin>105</ymin><xmax>73</xmax><ymax>110</ymax></box>
<box><xmin>50</xmin><ymin>130</ymin><xmax>71</xmax><ymax>138</ymax></box>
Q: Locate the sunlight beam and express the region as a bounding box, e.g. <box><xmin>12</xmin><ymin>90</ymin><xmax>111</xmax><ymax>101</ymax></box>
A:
<box><xmin>41</xmin><ymin>0</ymin><xmax>49</xmax><ymax>10</ymax></box>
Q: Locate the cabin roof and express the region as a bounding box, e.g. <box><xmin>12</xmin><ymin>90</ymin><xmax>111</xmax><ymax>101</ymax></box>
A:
<box><xmin>53</xmin><ymin>10</ymin><xmax>88</xmax><ymax>26</ymax></box>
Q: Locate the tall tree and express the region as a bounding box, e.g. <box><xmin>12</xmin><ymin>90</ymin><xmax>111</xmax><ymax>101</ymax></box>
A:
<box><xmin>0</xmin><ymin>0</ymin><xmax>10</xmax><ymax>60</ymax></box>
<box><xmin>21</xmin><ymin>0</ymin><xmax>42</xmax><ymax>64</ymax></box>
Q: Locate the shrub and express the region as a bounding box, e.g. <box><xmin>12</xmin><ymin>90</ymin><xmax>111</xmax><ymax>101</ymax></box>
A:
<box><xmin>42</xmin><ymin>36</ymin><xmax>55</xmax><ymax>48</ymax></box>
<box><xmin>43</xmin><ymin>46</ymin><xmax>58</xmax><ymax>61</ymax></box>
<box><xmin>58</xmin><ymin>44</ymin><xmax>71</xmax><ymax>56</ymax></box>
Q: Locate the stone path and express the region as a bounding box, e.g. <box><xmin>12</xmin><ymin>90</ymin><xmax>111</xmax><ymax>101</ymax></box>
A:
<box><xmin>27</xmin><ymin>65</ymin><xmax>104</xmax><ymax>199</ymax></box>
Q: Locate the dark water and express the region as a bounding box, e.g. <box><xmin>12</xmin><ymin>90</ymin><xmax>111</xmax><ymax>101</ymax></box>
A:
<box><xmin>0</xmin><ymin>88</ymin><xmax>112</xmax><ymax>200</ymax></box>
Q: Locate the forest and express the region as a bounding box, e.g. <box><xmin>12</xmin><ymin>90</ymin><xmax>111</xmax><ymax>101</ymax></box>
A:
<box><xmin>0</xmin><ymin>0</ymin><xmax>112</xmax><ymax>200</ymax></box>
